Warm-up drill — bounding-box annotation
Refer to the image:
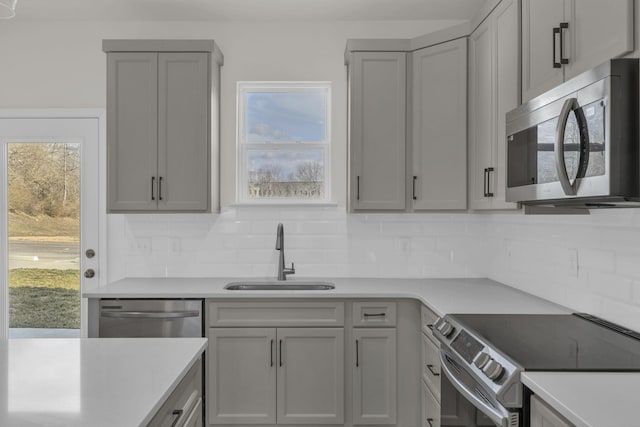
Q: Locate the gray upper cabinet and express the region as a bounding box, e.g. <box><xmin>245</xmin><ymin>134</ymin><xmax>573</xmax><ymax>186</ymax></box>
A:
<box><xmin>411</xmin><ymin>38</ymin><xmax>467</xmax><ymax>210</ymax></box>
<box><xmin>104</xmin><ymin>40</ymin><xmax>223</xmax><ymax>213</ymax></box>
<box><xmin>522</xmin><ymin>0</ymin><xmax>633</xmax><ymax>102</ymax></box>
<box><xmin>346</xmin><ymin>37</ymin><xmax>468</xmax><ymax>212</ymax></box>
<box><xmin>468</xmin><ymin>0</ymin><xmax>519</xmax><ymax>211</ymax></box>
<box><xmin>348</xmin><ymin>51</ymin><xmax>407</xmax><ymax>211</ymax></box>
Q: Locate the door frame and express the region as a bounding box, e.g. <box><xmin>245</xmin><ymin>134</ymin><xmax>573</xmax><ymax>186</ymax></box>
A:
<box><xmin>0</xmin><ymin>109</ymin><xmax>107</xmax><ymax>339</ymax></box>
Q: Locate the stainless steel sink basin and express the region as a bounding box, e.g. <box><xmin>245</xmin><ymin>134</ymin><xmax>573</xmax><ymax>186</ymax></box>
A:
<box><xmin>224</xmin><ymin>281</ymin><xmax>335</xmax><ymax>291</ymax></box>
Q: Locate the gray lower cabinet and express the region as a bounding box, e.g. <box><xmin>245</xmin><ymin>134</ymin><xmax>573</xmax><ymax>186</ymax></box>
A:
<box><xmin>207</xmin><ymin>301</ymin><xmax>345</xmax><ymax>426</ymax></box>
<box><xmin>148</xmin><ymin>359</ymin><xmax>203</xmax><ymax>427</ymax></box>
<box><xmin>104</xmin><ymin>40</ymin><xmax>223</xmax><ymax>213</ymax></box>
<box><xmin>207</xmin><ymin>327</ymin><xmax>344</xmax><ymax>425</ymax></box>
<box><xmin>530</xmin><ymin>395</ymin><xmax>575</xmax><ymax>427</ymax></box>
<box><xmin>352</xmin><ymin>328</ymin><xmax>397</xmax><ymax>425</ymax></box>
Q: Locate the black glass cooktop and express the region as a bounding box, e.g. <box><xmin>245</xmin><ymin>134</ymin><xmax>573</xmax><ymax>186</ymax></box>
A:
<box><xmin>449</xmin><ymin>313</ymin><xmax>640</xmax><ymax>371</ymax></box>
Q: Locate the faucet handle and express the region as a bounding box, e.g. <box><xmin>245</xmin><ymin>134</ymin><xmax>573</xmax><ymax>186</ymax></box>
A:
<box><xmin>290</xmin><ymin>262</ymin><xmax>295</xmax><ymax>272</ymax></box>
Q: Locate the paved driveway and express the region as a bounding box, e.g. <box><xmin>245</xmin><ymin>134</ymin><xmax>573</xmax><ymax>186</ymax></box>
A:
<box><xmin>9</xmin><ymin>241</ymin><xmax>80</xmax><ymax>270</ymax></box>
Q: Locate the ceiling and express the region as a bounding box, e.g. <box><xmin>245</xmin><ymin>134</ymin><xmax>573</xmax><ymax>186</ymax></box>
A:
<box><xmin>12</xmin><ymin>0</ymin><xmax>488</xmax><ymax>21</ymax></box>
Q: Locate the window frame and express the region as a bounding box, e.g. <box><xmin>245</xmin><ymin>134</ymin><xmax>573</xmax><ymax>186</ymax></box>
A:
<box><xmin>236</xmin><ymin>81</ymin><xmax>332</xmax><ymax>204</ymax></box>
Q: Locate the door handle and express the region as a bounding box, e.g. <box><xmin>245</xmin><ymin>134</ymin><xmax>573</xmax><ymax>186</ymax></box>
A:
<box><xmin>170</xmin><ymin>409</ymin><xmax>184</xmax><ymax>427</ymax></box>
<box><xmin>483</xmin><ymin>168</ymin><xmax>488</xmax><ymax>197</ymax></box>
<box><xmin>356</xmin><ymin>176</ymin><xmax>360</xmax><ymax>201</ymax></box>
<box><xmin>553</xmin><ymin>27</ymin><xmax>561</xmax><ymax>68</ymax></box>
<box><xmin>486</xmin><ymin>167</ymin><xmax>494</xmax><ymax>197</ymax></box>
<box><xmin>151</xmin><ymin>176</ymin><xmax>156</xmax><ymax>201</ymax></box>
<box><xmin>279</xmin><ymin>339</ymin><xmax>283</xmax><ymax>367</ymax></box>
<box><xmin>412</xmin><ymin>176</ymin><xmax>417</xmax><ymax>200</ymax></box>
<box><xmin>270</xmin><ymin>339</ymin><xmax>274</xmax><ymax>367</ymax></box>
<box><xmin>559</xmin><ymin>22</ymin><xmax>569</xmax><ymax>65</ymax></box>
<box><xmin>555</xmin><ymin>97</ymin><xmax>582</xmax><ymax>196</ymax></box>
<box><xmin>158</xmin><ymin>176</ymin><xmax>163</xmax><ymax>201</ymax></box>
<box><xmin>356</xmin><ymin>339</ymin><xmax>359</xmax><ymax>367</ymax></box>
<box><xmin>427</xmin><ymin>364</ymin><xmax>440</xmax><ymax>376</ymax></box>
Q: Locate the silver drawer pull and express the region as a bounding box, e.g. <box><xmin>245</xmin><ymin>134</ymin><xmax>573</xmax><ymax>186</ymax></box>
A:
<box><xmin>364</xmin><ymin>313</ymin><xmax>386</xmax><ymax>318</ymax></box>
<box><xmin>101</xmin><ymin>311</ymin><xmax>200</xmax><ymax>319</ymax></box>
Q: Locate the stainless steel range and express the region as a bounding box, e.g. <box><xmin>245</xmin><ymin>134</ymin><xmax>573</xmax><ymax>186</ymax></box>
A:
<box><xmin>433</xmin><ymin>313</ymin><xmax>640</xmax><ymax>427</ymax></box>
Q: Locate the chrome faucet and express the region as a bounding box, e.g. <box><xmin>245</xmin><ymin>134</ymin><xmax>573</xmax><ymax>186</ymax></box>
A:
<box><xmin>275</xmin><ymin>223</ymin><xmax>295</xmax><ymax>280</ymax></box>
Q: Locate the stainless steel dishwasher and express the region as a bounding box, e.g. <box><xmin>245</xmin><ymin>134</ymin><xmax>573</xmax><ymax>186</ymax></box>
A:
<box><xmin>98</xmin><ymin>299</ymin><xmax>203</xmax><ymax>337</ymax></box>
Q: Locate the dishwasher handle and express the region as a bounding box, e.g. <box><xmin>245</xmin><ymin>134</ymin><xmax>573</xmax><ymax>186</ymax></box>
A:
<box><xmin>101</xmin><ymin>310</ymin><xmax>200</xmax><ymax>319</ymax></box>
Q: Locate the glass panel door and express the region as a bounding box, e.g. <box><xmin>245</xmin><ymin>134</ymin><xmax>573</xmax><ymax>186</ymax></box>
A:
<box><xmin>0</xmin><ymin>117</ymin><xmax>100</xmax><ymax>339</ymax></box>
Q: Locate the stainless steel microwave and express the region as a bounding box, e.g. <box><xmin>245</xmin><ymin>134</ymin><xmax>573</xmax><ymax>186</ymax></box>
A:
<box><xmin>505</xmin><ymin>59</ymin><xmax>639</xmax><ymax>208</ymax></box>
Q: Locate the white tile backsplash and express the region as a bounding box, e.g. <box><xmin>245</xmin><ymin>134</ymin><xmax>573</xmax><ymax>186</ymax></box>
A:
<box><xmin>105</xmin><ymin>206</ymin><xmax>640</xmax><ymax>331</ymax></box>
<box><xmin>106</xmin><ymin>207</ymin><xmax>488</xmax><ymax>281</ymax></box>
<box><xmin>487</xmin><ymin>209</ymin><xmax>640</xmax><ymax>331</ymax></box>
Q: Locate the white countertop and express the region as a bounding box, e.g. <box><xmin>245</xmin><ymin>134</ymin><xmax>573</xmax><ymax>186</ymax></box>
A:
<box><xmin>522</xmin><ymin>372</ymin><xmax>640</xmax><ymax>427</ymax></box>
<box><xmin>83</xmin><ymin>277</ymin><xmax>570</xmax><ymax>316</ymax></box>
<box><xmin>0</xmin><ymin>338</ymin><xmax>207</xmax><ymax>427</ymax></box>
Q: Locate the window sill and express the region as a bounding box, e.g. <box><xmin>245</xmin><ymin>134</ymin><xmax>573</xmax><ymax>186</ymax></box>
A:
<box><xmin>229</xmin><ymin>201</ymin><xmax>339</xmax><ymax>208</ymax></box>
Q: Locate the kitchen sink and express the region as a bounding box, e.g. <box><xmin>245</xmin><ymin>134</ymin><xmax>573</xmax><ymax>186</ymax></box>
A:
<box><xmin>224</xmin><ymin>281</ymin><xmax>335</xmax><ymax>291</ymax></box>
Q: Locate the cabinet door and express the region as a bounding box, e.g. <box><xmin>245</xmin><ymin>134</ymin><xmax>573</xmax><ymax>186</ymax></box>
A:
<box><xmin>277</xmin><ymin>328</ymin><xmax>344</xmax><ymax>424</ymax></box>
<box><xmin>158</xmin><ymin>52</ymin><xmax>210</xmax><ymax>212</ymax></box>
<box><xmin>530</xmin><ymin>395</ymin><xmax>575</xmax><ymax>427</ymax></box>
<box><xmin>208</xmin><ymin>328</ymin><xmax>276</xmax><ymax>424</ymax></box>
<box><xmin>521</xmin><ymin>0</ymin><xmax>565</xmax><ymax>102</ymax></box>
<box><xmin>564</xmin><ymin>0</ymin><xmax>634</xmax><ymax>80</ymax></box>
<box><xmin>491</xmin><ymin>0</ymin><xmax>520</xmax><ymax>210</ymax></box>
<box><xmin>107</xmin><ymin>52</ymin><xmax>158</xmax><ymax>212</ymax></box>
<box><xmin>468</xmin><ymin>19</ymin><xmax>494</xmax><ymax>210</ymax></box>
<box><xmin>422</xmin><ymin>381</ymin><xmax>440</xmax><ymax>427</ymax></box>
<box><xmin>350</xmin><ymin>52</ymin><xmax>406</xmax><ymax>211</ymax></box>
<box><xmin>353</xmin><ymin>328</ymin><xmax>397</xmax><ymax>425</ymax></box>
<box><xmin>412</xmin><ymin>39</ymin><xmax>467</xmax><ymax>210</ymax></box>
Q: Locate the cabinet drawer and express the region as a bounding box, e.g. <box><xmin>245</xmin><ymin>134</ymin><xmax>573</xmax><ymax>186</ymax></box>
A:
<box><xmin>421</xmin><ymin>305</ymin><xmax>439</xmax><ymax>340</ymax></box>
<box><xmin>352</xmin><ymin>301</ymin><xmax>396</xmax><ymax>327</ymax></box>
<box><xmin>148</xmin><ymin>359</ymin><xmax>202</xmax><ymax>427</ymax></box>
<box><xmin>208</xmin><ymin>301</ymin><xmax>344</xmax><ymax>327</ymax></box>
<box><xmin>422</xmin><ymin>332</ymin><xmax>441</xmax><ymax>401</ymax></box>
<box><xmin>422</xmin><ymin>381</ymin><xmax>440</xmax><ymax>427</ymax></box>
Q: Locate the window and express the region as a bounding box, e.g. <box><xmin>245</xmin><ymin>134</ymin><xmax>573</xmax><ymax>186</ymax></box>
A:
<box><xmin>237</xmin><ymin>82</ymin><xmax>331</xmax><ymax>203</ymax></box>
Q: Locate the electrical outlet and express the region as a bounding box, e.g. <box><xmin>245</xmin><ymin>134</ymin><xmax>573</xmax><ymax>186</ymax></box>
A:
<box><xmin>567</xmin><ymin>248</ymin><xmax>579</xmax><ymax>277</ymax></box>
<box><xmin>135</xmin><ymin>238</ymin><xmax>151</xmax><ymax>255</ymax></box>
<box><xmin>169</xmin><ymin>238</ymin><xmax>181</xmax><ymax>256</ymax></box>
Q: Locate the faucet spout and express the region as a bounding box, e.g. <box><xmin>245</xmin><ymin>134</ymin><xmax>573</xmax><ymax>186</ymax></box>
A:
<box><xmin>275</xmin><ymin>223</ymin><xmax>295</xmax><ymax>280</ymax></box>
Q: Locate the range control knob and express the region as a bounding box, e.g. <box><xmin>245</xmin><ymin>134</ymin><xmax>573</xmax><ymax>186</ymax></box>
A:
<box><xmin>437</xmin><ymin>321</ymin><xmax>455</xmax><ymax>338</ymax></box>
<box><xmin>483</xmin><ymin>359</ymin><xmax>504</xmax><ymax>381</ymax></box>
<box><xmin>473</xmin><ymin>352</ymin><xmax>491</xmax><ymax>370</ymax></box>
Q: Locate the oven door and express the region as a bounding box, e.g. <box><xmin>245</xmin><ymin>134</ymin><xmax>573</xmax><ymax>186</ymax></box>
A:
<box><xmin>440</xmin><ymin>351</ymin><xmax>520</xmax><ymax>427</ymax></box>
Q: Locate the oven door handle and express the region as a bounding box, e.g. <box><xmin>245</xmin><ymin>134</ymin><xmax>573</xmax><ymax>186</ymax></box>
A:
<box><xmin>440</xmin><ymin>354</ymin><xmax>510</xmax><ymax>427</ymax></box>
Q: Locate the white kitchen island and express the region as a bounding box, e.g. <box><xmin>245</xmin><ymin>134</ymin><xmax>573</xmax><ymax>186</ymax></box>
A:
<box><xmin>0</xmin><ymin>337</ymin><xmax>206</xmax><ymax>427</ymax></box>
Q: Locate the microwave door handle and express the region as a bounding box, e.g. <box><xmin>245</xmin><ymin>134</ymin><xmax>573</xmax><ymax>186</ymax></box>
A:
<box><xmin>440</xmin><ymin>353</ymin><xmax>510</xmax><ymax>427</ymax></box>
<box><xmin>555</xmin><ymin>97</ymin><xmax>579</xmax><ymax>196</ymax></box>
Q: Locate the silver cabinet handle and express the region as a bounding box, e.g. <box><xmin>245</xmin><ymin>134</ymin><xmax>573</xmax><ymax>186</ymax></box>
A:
<box><xmin>486</xmin><ymin>167</ymin><xmax>494</xmax><ymax>197</ymax></box>
<box><xmin>151</xmin><ymin>176</ymin><xmax>156</xmax><ymax>201</ymax></box>
<box><xmin>101</xmin><ymin>311</ymin><xmax>200</xmax><ymax>319</ymax></box>
<box><xmin>356</xmin><ymin>339</ymin><xmax>360</xmax><ymax>367</ymax></box>
<box><xmin>279</xmin><ymin>339</ymin><xmax>283</xmax><ymax>367</ymax></box>
<box><xmin>270</xmin><ymin>339</ymin><xmax>274</xmax><ymax>367</ymax></box>
<box><xmin>159</xmin><ymin>176</ymin><xmax>164</xmax><ymax>201</ymax></box>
